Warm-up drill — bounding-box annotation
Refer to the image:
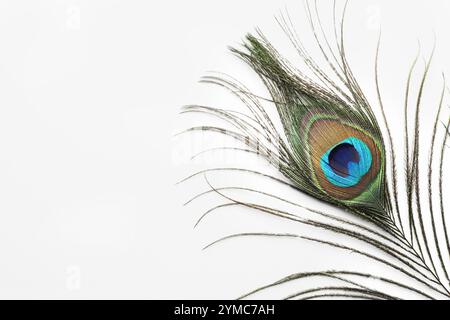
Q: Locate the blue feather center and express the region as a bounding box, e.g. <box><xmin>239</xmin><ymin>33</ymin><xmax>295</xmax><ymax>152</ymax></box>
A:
<box><xmin>320</xmin><ymin>137</ymin><xmax>372</xmax><ymax>188</ymax></box>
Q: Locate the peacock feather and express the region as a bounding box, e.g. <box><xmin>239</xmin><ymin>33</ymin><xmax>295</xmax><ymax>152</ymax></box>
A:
<box><xmin>179</xmin><ymin>0</ymin><xmax>450</xmax><ymax>300</ymax></box>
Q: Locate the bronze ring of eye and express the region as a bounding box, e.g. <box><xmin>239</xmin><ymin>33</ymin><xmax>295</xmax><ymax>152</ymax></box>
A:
<box><xmin>307</xmin><ymin>118</ymin><xmax>382</xmax><ymax>200</ymax></box>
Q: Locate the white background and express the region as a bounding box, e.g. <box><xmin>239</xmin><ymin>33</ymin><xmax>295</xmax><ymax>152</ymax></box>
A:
<box><xmin>0</xmin><ymin>0</ymin><xmax>449</xmax><ymax>299</ymax></box>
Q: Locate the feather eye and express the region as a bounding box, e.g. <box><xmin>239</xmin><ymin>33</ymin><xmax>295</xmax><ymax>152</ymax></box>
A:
<box><xmin>308</xmin><ymin>119</ymin><xmax>382</xmax><ymax>200</ymax></box>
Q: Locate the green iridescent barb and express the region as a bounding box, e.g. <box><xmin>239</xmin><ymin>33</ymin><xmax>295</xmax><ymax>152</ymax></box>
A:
<box><xmin>180</xmin><ymin>0</ymin><xmax>450</xmax><ymax>300</ymax></box>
